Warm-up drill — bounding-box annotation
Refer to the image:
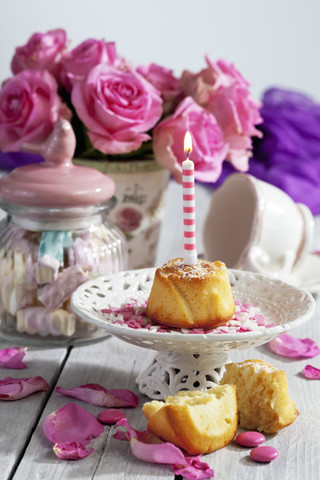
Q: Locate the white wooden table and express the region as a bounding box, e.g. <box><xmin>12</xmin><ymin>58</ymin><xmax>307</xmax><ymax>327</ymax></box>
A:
<box><xmin>1</xmin><ymin>181</ymin><xmax>320</xmax><ymax>480</ymax></box>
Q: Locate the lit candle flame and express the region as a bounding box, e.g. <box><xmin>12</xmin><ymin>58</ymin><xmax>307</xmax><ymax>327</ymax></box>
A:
<box><xmin>184</xmin><ymin>131</ymin><xmax>193</xmax><ymax>157</ymax></box>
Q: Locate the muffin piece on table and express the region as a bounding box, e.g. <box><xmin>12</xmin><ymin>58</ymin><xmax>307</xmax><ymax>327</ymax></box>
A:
<box><xmin>220</xmin><ymin>359</ymin><xmax>299</xmax><ymax>433</ymax></box>
<box><xmin>142</xmin><ymin>385</ymin><xmax>238</xmax><ymax>455</ymax></box>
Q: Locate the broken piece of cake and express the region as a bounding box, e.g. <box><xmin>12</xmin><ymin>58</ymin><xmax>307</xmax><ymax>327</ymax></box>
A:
<box><xmin>142</xmin><ymin>385</ymin><xmax>238</xmax><ymax>455</ymax></box>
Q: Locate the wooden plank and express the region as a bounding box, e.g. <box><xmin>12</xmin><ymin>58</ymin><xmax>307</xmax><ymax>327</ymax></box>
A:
<box><xmin>0</xmin><ymin>340</ymin><xmax>68</xmax><ymax>480</ymax></box>
<box><xmin>13</xmin><ymin>337</ymin><xmax>174</xmax><ymax>480</ymax></box>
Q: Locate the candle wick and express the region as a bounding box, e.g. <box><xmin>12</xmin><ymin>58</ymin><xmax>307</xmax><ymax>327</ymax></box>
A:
<box><xmin>186</xmin><ymin>149</ymin><xmax>191</xmax><ymax>160</ymax></box>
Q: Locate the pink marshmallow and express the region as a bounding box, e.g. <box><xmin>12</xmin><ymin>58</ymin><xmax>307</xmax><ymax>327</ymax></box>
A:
<box><xmin>38</xmin><ymin>264</ymin><xmax>88</xmax><ymax>310</ymax></box>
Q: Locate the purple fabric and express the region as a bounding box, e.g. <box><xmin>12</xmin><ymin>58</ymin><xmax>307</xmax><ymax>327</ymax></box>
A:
<box><xmin>0</xmin><ymin>151</ymin><xmax>44</xmax><ymax>171</ymax></box>
<box><xmin>213</xmin><ymin>87</ymin><xmax>320</xmax><ymax>215</ymax></box>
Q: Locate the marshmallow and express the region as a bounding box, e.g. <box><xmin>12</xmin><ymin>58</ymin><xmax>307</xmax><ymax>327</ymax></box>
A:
<box><xmin>16</xmin><ymin>307</ymin><xmax>76</xmax><ymax>336</ymax></box>
<box><xmin>73</xmin><ymin>236</ymin><xmax>99</xmax><ymax>272</ymax></box>
<box><xmin>0</xmin><ymin>268</ymin><xmax>36</xmax><ymax>316</ymax></box>
<box><xmin>13</xmin><ymin>250</ymin><xmax>37</xmax><ymax>290</ymax></box>
<box><xmin>38</xmin><ymin>264</ymin><xmax>88</xmax><ymax>310</ymax></box>
<box><xmin>35</xmin><ymin>254</ymin><xmax>61</xmax><ymax>284</ymax></box>
<box><xmin>38</xmin><ymin>231</ymin><xmax>73</xmax><ymax>262</ymax></box>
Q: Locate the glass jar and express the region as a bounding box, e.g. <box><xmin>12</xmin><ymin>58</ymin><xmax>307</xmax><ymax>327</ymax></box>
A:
<box><xmin>0</xmin><ymin>199</ymin><xmax>128</xmax><ymax>345</ymax></box>
<box><xmin>0</xmin><ymin>119</ymin><xmax>128</xmax><ymax>345</ymax></box>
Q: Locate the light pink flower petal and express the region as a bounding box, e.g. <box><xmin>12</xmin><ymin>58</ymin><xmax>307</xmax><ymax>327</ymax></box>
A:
<box><xmin>171</xmin><ymin>455</ymin><xmax>215</xmax><ymax>480</ymax></box>
<box><xmin>268</xmin><ymin>334</ymin><xmax>320</xmax><ymax>358</ymax></box>
<box><xmin>56</xmin><ymin>383</ymin><xmax>138</xmax><ymax>408</ymax></box>
<box><xmin>114</xmin><ymin>417</ymin><xmax>161</xmax><ymax>444</ymax></box>
<box><xmin>114</xmin><ymin>418</ymin><xmax>214</xmax><ymax>479</ymax></box>
<box><xmin>106</xmin><ymin>388</ymin><xmax>139</xmax><ymax>407</ymax></box>
<box><xmin>97</xmin><ymin>408</ymin><xmax>125</xmax><ymax>424</ymax></box>
<box><xmin>0</xmin><ymin>376</ymin><xmax>49</xmax><ymax>400</ymax></box>
<box><xmin>302</xmin><ymin>364</ymin><xmax>320</xmax><ymax>379</ymax></box>
<box><xmin>43</xmin><ymin>402</ymin><xmax>104</xmax><ymax>444</ymax></box>
<box><xmin>0</xmin><ymin>347</ymin><xmax>27</xmax><ymax>369</ymax></box>
<box><xmin>53</xmin><ymin>442</ymin><xmax>93</xmax><ymax>460</ymax></box>
<box><xmin>130</xmin><ymin>437</ymin><xmax>186</xmax><ymax>464</ymax></box>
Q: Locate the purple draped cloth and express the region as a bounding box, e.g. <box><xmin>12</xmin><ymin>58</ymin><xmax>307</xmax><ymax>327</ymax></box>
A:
<box><xmin>216</xmin><ymin>87</ymin><xmax>320</xmax><ymax>215</ymax></box>
<box><xmin>0</xmin><ymin>151</ymin><xmax>44</xmax><ymax>171</ymax></box>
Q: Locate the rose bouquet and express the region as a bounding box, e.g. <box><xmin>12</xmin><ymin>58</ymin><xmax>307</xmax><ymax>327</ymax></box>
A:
<box><xmin>0</xmin><ymin>28</ymin><xmax>262</xmax><ymax>183</ymax></box>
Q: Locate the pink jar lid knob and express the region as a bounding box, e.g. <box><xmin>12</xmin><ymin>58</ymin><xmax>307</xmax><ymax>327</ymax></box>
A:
<box><xmin>0</xmin><ymin>119</ymin><xmax>115</xmax><ymax>208</ymax></box>
<box><xmin>36</xmin><ymin>117</ymin><xmax>76</xmax><ymax>167</ymax></box>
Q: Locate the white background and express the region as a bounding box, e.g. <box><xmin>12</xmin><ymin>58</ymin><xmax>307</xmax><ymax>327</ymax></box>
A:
<box><xmin>0</xmin><ymin>0</ymin><xmax>319</xmax><ymax>101</ymax></box>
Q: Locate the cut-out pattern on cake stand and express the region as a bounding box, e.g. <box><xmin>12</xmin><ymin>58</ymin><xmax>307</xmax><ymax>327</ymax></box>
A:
<box><xmin>71</xmin><ymin>268</ymin><xmax>315</xmax><ymax>399</ymax></box>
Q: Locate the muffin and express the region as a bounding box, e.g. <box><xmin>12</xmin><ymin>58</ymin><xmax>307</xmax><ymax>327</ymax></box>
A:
<box><xmin>146</xmin><ymin>257</ymin><xmax>235</xmax><ymax>329</ymax></box>
<box><xmin>142</xmin><ymin>385</ymin><xmax>238</xmax><ymax>454</ymax></box>
<box><xmin>220</xmin><ymin>359</ymin><xmax>299</xmax><ymax>433</ymax></box>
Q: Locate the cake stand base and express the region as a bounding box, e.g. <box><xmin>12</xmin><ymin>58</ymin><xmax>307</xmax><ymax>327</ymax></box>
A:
<box><xmin>136</xmin><ymin>351</ymin><xmax>230</xmax><ymax>399</ymax></box>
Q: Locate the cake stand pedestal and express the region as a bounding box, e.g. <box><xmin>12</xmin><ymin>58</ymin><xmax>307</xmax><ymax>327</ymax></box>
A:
<box><xmin>71</xmin><ymin>268</ymin><xmax>315</xmax><ymax>399</ymax></box>
<box><xmin>136</xmin><ymin>351</ymin><xmax>229</xmax><ymax>399</ymax></box>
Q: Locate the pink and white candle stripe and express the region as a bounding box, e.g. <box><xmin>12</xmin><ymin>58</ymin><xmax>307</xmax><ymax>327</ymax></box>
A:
<box><xmin>182</xmin><ymin>133</ymin><xmax>197</xmax><ymax>265</ymax></box>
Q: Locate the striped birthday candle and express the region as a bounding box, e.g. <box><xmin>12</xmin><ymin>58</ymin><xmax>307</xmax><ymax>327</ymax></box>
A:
<box><xmin>182</xmin><ymin>132</ymin><xmax>197</xmax><ymax>265</ymax></box>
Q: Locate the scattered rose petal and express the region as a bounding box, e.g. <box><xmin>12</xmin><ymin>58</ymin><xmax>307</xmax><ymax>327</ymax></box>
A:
<box><xmin>56</xmin><ymin>384</ymin><xmax>138</xmax><ymax>408</ymax></box>
<box><xmin>53</xmin><ymin>442</ymin><xmax>93</xmax><ymax>460</ymax></box>
<box><xmin>302</xmin><ymin>364</ymin><xmax>320</xmax><ymax>379</ymax></box>
<box><xmin>0</xmin><ymin>347</ymin><xmax>27</xmax><ymax>369</ymax></box>
<box><xmin>0</xmin><ymin>376</ymin><xmax>49</xmax><ymax>400</ymax></box>
<box><xmin>130</xmin><ymin>437</ymin><xmax>186</xmax><ymax>464</ymax></box>
<box><xmin>268</xmin><ymin>334</ymin><xmax>320</xmax><ymax>358</ymax></box>
<box><xmin>97</xmin><ymin>408</ymin><xmax>125</xmax><ymax>424</ymax></box>
<box><xmin>114</xmin><ymin>417</ymin><xmax>161</xmax><ymax>444</ymax></box>
<box><xmin>114</xmin><ymin>418</ymin><xmax>214</xmax><ymax>480</ymax></box>
<box><xmin>171</xmin><ymin>455</ymin><xmax>215</xmax><ymax>479</ymax></box>
<box><xmin>43</xmin><ymin>402</ymin><xmax>104</xmax><ymax>445</ymax></box>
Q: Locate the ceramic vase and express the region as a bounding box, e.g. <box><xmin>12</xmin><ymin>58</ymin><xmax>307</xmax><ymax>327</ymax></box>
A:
<box><xmin>74</xmin><ymin>157</ymin><xmax>170</xmax><ymax>269</ymax></box>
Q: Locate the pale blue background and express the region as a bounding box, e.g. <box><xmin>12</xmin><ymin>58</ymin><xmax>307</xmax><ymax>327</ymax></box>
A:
<box><xmin>0</xmin><ymin>0</ymin><xmax>319</xmax><ymax>100</ymax></box>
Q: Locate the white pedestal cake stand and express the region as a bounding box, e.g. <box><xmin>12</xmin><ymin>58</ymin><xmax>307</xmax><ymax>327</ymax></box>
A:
<box><xmin>71</xmin><ymin>268</ymin><xmax>315</xmax><ymax>399</ymax></box>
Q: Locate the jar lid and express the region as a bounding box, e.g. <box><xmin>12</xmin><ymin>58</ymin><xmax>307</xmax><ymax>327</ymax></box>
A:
<box><xmin>0</xmin><ymin>120</ymin><xmax>115</xmax><ymax>208</ymax></box>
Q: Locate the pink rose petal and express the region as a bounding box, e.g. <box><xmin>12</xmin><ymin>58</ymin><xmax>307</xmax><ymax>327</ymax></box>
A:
<box><xmin>43</xmin><ymin>402</ymin><xmax>104</xmax><ymax>445</ymax></box>
<box><xmin>56</xmin><ymin>383</ymin><xmax>138</xmax><ymax>408</ymax></box>
<box><xmin>97</xmin><ymin>408</ymin><xmax>125</xmax><ymax>424</ymax></box>
<box><xmin>171</xmin><ymin>455</ymin><xmax>215</xmax><ymax>480</ymax></box>
<box><xmin>114</xmin><ymin>418</ymin><xmax>214</xmax><ymax>480</ymax></box>
<box><xmin>0</xmin><ymin>376</ymin><xmax>49</xmax><ymax>400</ymax></box>
<box><xmin>130</xmin><ymin>437</ymin><xmax>186</xmax><ymax>464</ymax></box>
<box><xmin>0</xmin><ymin>347</ymin><xmax>27</xmax><ymax>369</ymax></box>
<box><xmin>268</xmin><ymin>334</ymin><xmax>320</xmax><ymax>358</ymax></box>
<box><xmin>114</xmin><ymin>417</ymin><xmax>161</xmax><ymax>444</ymax></box>
<box><xmin>302</xmin><ymin>364</ymin><xmax>320</xmax><ymax>379</ymax></box>
<box><xmin>53</xmin><ymin>442</ymin><xmax>94</xmax><ymax>460</ymax></box>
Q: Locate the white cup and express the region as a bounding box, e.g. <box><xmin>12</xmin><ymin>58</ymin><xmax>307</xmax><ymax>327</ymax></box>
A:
<box><xmin>203</xmin><ymin>173</ymin><xmax>314</xmax><ymax>278</ymax></box>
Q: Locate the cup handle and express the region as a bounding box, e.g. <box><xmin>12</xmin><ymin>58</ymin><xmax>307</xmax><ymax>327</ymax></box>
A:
<box><xmin>293</xmin><ymin>203</ymin><xmax>314</xmax><ymax>271</ymax></box>
<box><xmin>244</xmin><ymin>247</ymin><xmax>296</xmax><ymax>278</ymax></box>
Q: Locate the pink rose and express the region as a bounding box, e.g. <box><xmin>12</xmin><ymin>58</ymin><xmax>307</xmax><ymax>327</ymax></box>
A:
<box><xmin>72</xmin><ymin>64</ymin><xmax>163</xmax><ymax>154</ymax></box>
<box><xmin>115</xmin><ymin>207</ymin><xmax>143</xmax><ymax>232</ymax></box>
<box><xmin>137</xmin><ymin>63</ymin><xmax>183</xmax><ymax>114</ymax></box>
<box><xmin>0</xmin><ymin>70</ymin><xmax>64</xmax><ymax>152</ymax></box>
<box><xmin>181</xmin><ymin>57</ymin><xmax>263</xmax><ymax>171</ymax></box>
<box><xmin>153</xmin><ymin>96</ymin><xmax>227</xmax><ymax>183</ymax></box>
<box><xmin>11</xmin><ymin>29</ymin><xmax>67</xmax><ymax>81</ymax></box>
<box><xmin>60</xmin><ymin>39</ymin><xmax>122</xmax><ymax>91</ymax></box>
